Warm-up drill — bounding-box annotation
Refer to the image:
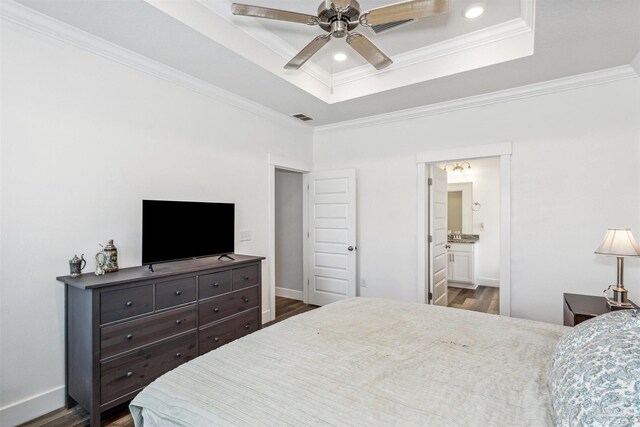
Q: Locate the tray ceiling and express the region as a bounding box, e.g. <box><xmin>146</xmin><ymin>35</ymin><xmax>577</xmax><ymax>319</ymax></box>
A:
<box><xmin>145</xmin><ymin>0</ymin><xmax>535</xmax><ymax>102</ymax></box>
<box><xmin>8</xmin><ymin>0</ymin><xmax>640</xmax><ymax>126</ymax></box>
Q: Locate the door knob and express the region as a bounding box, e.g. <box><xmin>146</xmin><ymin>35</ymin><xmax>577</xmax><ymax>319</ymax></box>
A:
<box><xmin>347</xmin><ymin>246</ymin><xmax>354</xmax><ymax>251</ymax></box>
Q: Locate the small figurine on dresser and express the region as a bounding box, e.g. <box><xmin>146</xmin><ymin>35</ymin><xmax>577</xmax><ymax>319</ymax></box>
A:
<box><xmin>95</xmin><ymin>239</ymin><xmax>119</xmax><ymax>275</ymax></box>
<box><xmin>68</xmin><ymin>254</ymin><xmax>86</xmax><ymax>277</ymax></box>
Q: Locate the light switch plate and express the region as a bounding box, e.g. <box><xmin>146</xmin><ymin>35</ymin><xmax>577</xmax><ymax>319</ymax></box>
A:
<box><xmin>240</xmin><ymin>230</ymin><xmax>252</xmax><ymax>241</ymax></box>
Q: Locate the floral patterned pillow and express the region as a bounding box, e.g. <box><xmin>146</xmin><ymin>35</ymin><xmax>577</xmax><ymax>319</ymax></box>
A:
<box><xmin>548</xmin><ymin>309</ymin><xmax>640</xmax><ymax>426</ymax></box>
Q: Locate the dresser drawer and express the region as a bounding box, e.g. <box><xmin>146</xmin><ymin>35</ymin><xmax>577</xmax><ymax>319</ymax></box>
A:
<box><xmin>199</xmin><ymin>286</ymin><xmax>259</xmax><ymax>326</ymax></box>
<box><xmin>100</xmin><ymin>332</ymin><xmax>196</xmax><ymax>405</ymax></box>
<box><xmin>100</xmin><ymin>285</ymin><xmax>153</xmax><ymax>324</ymax></box>
<box><xmin>232</xmin><ymin>264</ymin><xmax>259</xmax><ymax>290</ymax></box>
<box><xmin>156</xmin><ymin>277</ymin><xmax>196</xmax><ymax>310</ymax></box>
<box><xmin>198</xmin><ymin>271</ymin><xmax>231</xmax><ymax>300</ymax></box>
<box><xmin>199</xmin><ymin>308</ymin><xmax>260</xmax><ymax>354</ymax></box>
<box><xmin>101</xmin><ymin>305</ymin><xmax>196</xmax><ymax>359</ymax></box>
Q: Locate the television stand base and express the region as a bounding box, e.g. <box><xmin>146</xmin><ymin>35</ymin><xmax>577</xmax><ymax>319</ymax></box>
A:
<box><xmin>218</xmin><ymin>254</ymin><xmax>235</xmax><ymax>261</ymax></box>
<box><xmin>148</xmin><ymin>264</ymin><xmax>154</xmax><ymax>273</ymax></box>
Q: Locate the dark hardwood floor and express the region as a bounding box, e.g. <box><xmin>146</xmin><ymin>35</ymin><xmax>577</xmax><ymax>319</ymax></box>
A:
<box><xmin>447</xmin><ymin>285</ymin><xmax>499</xmax><ymax>315</ymax></box>
<box><xmin>266</xmin><ymin>296</ymin><xmax>318</xmax><ymax>326</ymax></box>
<box><xmin>21</xmin><ymin>297</ymin><xmax>317</xmax><ymax>427</ymax></box>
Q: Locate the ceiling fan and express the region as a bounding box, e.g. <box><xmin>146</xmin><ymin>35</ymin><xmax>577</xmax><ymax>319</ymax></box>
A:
<box><xmin>230</xmin><ymin>0</ymin><xmax>449</xmax><ymax>70</ymax></box>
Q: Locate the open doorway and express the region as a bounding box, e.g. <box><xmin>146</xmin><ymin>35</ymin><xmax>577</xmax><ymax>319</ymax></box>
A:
<box><xmin>417</xmin><ymin>142</ymin><xmax>511</xmax><ymax>317</ymax></box>
<box><xmin>274</xmin><ymin>169</ymin><xmax>313</xmax><ymax>320</ymax></box>
<box><xmin>436</xmin><ymin>157</ymin><xmax>501</xmax><ymax>315</ymax></box>
<box><xmin>268</xmin><ymin>156</ymin><xmax>359</xmax><ymax>323</ymax></box>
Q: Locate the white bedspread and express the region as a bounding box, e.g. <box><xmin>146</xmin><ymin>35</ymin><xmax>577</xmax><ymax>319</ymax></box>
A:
<box><xmin>130</xmin><ymin>297</ymin><xmax>568</xmax><ymax>426</ymax></box>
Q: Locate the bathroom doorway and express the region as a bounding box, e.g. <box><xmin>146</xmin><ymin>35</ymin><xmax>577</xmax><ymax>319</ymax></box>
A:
<box><xmin>417</xmin><ymin>142</ymin><xmax>511</xmax><ymax>316</ymax></box>
<box><xmin>436</xmin><ymin>157</ymin><xmax>501</xmax><ymax>314</ymax></box>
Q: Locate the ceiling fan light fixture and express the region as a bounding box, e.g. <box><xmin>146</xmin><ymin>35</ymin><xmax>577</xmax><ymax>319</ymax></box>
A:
<box><xmin>232</xmin><ymin>0</ymin><xmax>450</xmax><ymax>70</ymax></box>
<box><xmin>464</xmin><ymin>4</ymin><xmax>485</xmax><ymax>19</ymax></box>
<box><xmin>333</xmin><ymin>52</ymin><xmax>348</xmax><ymax>61</ymax></box>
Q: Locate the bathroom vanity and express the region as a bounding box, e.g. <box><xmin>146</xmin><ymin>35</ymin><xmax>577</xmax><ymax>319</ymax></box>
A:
<box><xmin>446</xmin><ymin>240</ymin><xmax>477</xmax><ymax>287</ymax></box>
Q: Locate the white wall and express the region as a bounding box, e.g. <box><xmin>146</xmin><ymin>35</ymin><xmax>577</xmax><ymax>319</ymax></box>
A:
<box><xmin>275</xmin><ymin>169</ymin><xmax>303</xmax><ymax>296</ymax></box>
<box><xmin>0</xmin><ymin>25</ymin><xmax>312</xmax><ymax>425</ymax></box>
<box><xmin>442</xmin><ymin>157</ymin><xmax>501</xmax><ymax>286</ymax></box>
<box><xmin>314</xmin><ymin>78</ymin><xmax>640</xmax><ymax>325</ymax></box>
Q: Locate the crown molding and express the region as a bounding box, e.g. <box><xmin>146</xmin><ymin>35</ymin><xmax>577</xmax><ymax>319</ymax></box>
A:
<box><xmin>332</xmin><ymin>17</ymin><xmax>531</xmax><ymax>86</ymax></box>
<box><xmin>314</xmin><ymin>65</ymin><xmax>639</xmax><ymax>135</ymax></box>
<box><xmin>0</xmin><ymin>0</ymin><xmax>311</xmax><ymax>130</ymax></box>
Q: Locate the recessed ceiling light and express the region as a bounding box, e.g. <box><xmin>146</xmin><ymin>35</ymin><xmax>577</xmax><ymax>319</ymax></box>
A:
<box><xmin>464</xmin><ymin>4</ymin><xmax>485</xmax><ymax>19</ymax></box>
<box><xmin>333</xmin><ymin>52</ymin><xmax>347</xmax><ymax>61</ymax></box>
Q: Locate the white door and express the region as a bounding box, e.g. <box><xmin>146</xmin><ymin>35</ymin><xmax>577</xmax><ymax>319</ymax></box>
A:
<box><xmin>308</xmin><ymin>169</ymin><xmax>357</xmax><ymax>306</ymax></box>
<box><xmin>429</xmin><ymin>165</ymin><xmax>448</xmax><ymax>306</ymax></box>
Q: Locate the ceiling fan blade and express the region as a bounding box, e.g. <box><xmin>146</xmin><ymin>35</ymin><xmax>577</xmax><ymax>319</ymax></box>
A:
<box><xmin>362</xmin><ymin>0</ymin><xmax>448</xmax><ymax>26</ymax></box>
<box><xmin>346</xmin><ymin>32</ymin><xmax>392</xmax><ymax>70</ymax></box>
<box><xmin>231</xmin><ymin>3</ymin><xmax>319</xmax><ymax>25</ymax></box>
<box><xmin>284</xmin><ymin>35</ymin><xmax>332</xmax><ymax>70</ymax></box>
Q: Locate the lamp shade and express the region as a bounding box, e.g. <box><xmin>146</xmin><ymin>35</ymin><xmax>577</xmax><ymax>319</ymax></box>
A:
<box><xmin>594</xmin><ymin>228</ymin><xmax>640</xmax><ymax>257</ymax></box>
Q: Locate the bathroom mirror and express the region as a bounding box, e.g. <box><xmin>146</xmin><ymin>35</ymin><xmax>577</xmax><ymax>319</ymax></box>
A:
<box><xmin>447</xmin><ymin>182</ymin><xmax>473</xmax><ymax>234</ymax></box>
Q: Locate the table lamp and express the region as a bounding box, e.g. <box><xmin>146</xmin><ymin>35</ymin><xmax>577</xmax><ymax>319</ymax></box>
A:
<box><xmin>594</xmin><ymin>228</ymin><xmax>640</xmax><ymax>307</ymax></box>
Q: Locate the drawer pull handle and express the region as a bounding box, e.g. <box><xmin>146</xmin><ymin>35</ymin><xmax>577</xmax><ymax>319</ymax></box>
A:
<box><xmin>175</xmin><ymin>319</ymin><xmax>182</xmax><ymax>325</ymax></box>
<box><xmin>213</xmin><ymin>337</ymin><xmax>220</xmax><ymax>343</ymax></box>
<box><xmin>126</xmin><ymin>334</ymin><xmax>133</xmax><ymax>340</ymax></box>
<box><xmin>126</xmin><ymin>371</ymin><xmax>133</xmax><ymax>377</ymax></box>
<box><xmin>213</xmin><ymin>308</ymin><xmax>219</xmax><ymax>313</ymax></box>
<box><xmin>213</xmin><ymin>282</ymin><xmax>220</xmax><ymax>288</ymax></box>
<box><xmin>242</xmin><ymin>297</ymin><xmax>249</xmax><ymax>303</ymax></box>
<box><xmin>244</xmin><ymin>324</ymin><xmax>250</xmax><ymax>330</ymax></box>
<box><xmin>175</xmin><ymin>290</ymin><xmax>181</xmax><ymax>296</ymax></box>
<box><xmin>125</xmin><ymin>301</ymin><xmax>133</xmax><ymax>307</ymax></box>
<box><xmin>175</xmin><ymin>352</ymin><xmax>182</xmax><ymax>358</ymax></box>
<box><xmin>244</xmin><ymin>276</ymin><xmax>249</xmax><ymax>280</ymax></box>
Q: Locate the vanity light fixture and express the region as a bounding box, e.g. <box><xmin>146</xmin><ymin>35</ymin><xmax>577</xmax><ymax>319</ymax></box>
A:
<box><xmin>444</xmin><ymin>162</ymin><xmax>471</xmax><ymax>174</ymax></box>
<box><xmin>333</xmin><ymin>52</ymin><xmax>347</xmax><ymax>61</ymax></box>
<box><xmin>464</xmin><ymin>4</ymin><xmax>485</xmax><ymax>19</ymax></box>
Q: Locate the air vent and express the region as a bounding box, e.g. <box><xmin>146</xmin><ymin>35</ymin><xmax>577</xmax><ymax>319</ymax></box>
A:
<box><xmin>292</xmin><ymin>113</ymin><xmax>313</xmax><ymax>122</ymax></box>
<box><xmin>370</xmin><ymin>19</ymin><xmax>415</xmax><ymax>34</ymax></box>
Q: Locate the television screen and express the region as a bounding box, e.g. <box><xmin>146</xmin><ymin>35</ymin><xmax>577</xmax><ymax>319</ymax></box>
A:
<box><xmin>142</xmin><ymin>200</ymin><xmax>234</xmax><ymax>265</ymax></box>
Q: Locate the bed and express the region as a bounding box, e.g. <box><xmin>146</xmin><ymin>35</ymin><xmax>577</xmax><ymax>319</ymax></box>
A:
<box><xmin>130</xmin><ymin>297</ymin><xmax>640</xmax><ymax>426</ymax></box>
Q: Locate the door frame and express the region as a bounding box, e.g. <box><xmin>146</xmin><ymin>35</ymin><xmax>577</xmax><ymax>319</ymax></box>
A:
<box><xmin>267</xmin><ymin>154</ymin><xmax>312</xmax><ymax>323</ymax></box>
<box><xmin>416</xmin><ymin>142</ymin><xmax>512</xmax><ymax>316</ymax></box>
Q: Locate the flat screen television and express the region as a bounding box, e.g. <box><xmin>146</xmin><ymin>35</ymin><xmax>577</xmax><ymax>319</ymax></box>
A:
<box><xmin>142</xmin><ymin>200</ymin><xmax>234</xmax><ymax>265</ymax></box>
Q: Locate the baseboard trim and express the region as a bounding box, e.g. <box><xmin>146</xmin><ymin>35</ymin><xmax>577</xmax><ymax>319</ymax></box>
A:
<box><xmin>261</xmin><ymin>309</ymin><xmax>272</xmax><ymax>324</ymax></box>
<box><xmin>449</xmin><ymin>282</ymin><xmax>478</xmax><ymax>290</ymax></box>
<box><xmin>0</xmin><ymin>385</ymin><xmax>65</xmax><ymax>427</ymax></box>
<box><xmin>477</xmin><ymin>278</ymin><xmax>500</xmax><ymax>288</ymax></box>
<box><xmin>275</xmin><ymin>287</ymin><xmax>304</xmax><ymax>301</ymax></box>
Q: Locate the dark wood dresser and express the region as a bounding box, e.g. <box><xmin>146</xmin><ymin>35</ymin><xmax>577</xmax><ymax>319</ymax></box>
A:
<box><xmin>56</xmin><ymin>254</ymin><xmax>264</xmax><ymax>426</ymax></box>
<box><xmin>563</xmin><ymin>292</ymin><xmax>638</xmax><ymax>326</ymax></box>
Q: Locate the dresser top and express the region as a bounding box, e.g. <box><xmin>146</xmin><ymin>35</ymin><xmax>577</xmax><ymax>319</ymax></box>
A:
<box><xmin>57</xmin><ymin>254</ymin><xmax>264</xmax><ymax>289</ymax></box>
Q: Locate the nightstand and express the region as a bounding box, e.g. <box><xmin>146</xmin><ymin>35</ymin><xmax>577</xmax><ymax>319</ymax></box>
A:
<box><xmin>563</xmin><ymin>293</ymin><xmax>638</xmax><ymax>326</ymax></box>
